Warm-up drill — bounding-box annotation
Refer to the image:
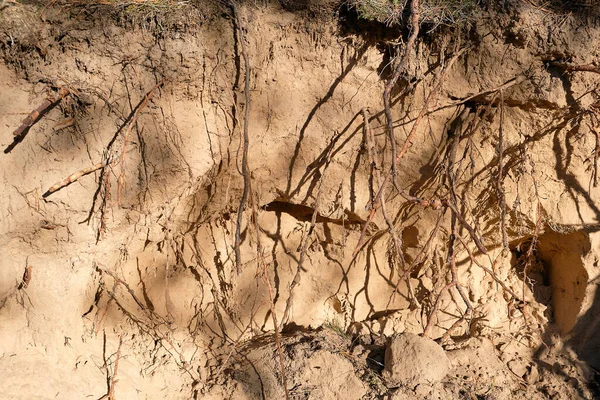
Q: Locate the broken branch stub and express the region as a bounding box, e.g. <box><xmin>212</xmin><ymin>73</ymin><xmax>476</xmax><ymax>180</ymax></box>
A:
<box><xmin>4</xmin><ymin>87</ymin><xmax>69</xmax><ymax>154</ymax></box>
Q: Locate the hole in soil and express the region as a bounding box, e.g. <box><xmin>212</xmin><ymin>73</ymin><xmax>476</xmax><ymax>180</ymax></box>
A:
<box><xmin>511</xmin><ymin>229</ymin><xmax>590</xmax><ymax>335</ymax></box>
<box><xmin>366</xmin><ymin>346</ymin><xmax>385</xmax><ymax>373</ymax></box>
<box><xmin>262</xmin><ymin>200</ymin><xmax>365</xmax><ymax>227</ymax></box>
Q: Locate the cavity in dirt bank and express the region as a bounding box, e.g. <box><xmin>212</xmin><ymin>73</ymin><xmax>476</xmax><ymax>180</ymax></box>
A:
<box><xmin>513</xmin><ymin>229</ymin><xmax>590</xmax><ymax>335</ymax></box>
<box><xmin>536</xmin><ymin>230</ymin><xmax>590</xmax><ymax>335</ymax></box>
<box><xmin>511</xmin><ymin>228</ymin><xmax>600</xmax><ymax>372</ymax></box>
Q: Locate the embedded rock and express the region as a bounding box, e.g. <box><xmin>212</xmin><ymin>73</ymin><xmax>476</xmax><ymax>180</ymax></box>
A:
<box><xmin>383</xmin><ymin>333</ymin><xmax>450</xmax><ymax>387</ymax></box>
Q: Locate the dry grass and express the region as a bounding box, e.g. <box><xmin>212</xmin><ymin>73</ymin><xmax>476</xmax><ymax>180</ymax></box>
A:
<box><xmin>348</xmin><ymin>0</ymin><xmax>477</xmax><ymax>27</ymax></box>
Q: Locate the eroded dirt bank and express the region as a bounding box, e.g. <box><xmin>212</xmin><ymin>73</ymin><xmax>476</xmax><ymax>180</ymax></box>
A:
<box><xmin>1</xmin><ymin>1</ymin><xmax>600</xmax><ymax>398</ymax></box>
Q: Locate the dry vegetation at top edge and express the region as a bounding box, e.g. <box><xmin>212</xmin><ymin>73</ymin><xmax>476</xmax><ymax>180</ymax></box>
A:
<box><xmin>2</xmin><ymin>0</ymin><xmax>600</xmax><ymax>398</ymax></box>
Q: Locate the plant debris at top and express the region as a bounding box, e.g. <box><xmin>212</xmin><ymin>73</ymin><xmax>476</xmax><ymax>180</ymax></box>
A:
<box><xmin>348</xmin><ymin>0</ymin><xmax>478</xmax><ymax>27</ymax></box>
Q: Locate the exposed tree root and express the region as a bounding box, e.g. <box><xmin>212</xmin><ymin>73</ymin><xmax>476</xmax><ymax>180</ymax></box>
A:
<box><xmin>43</xmin><ymin>162</ymin><xmax>105</xmax><ymax>198</ymax></box>
<box><xmin>232</xmin><ymin>0</ymin><xmax>252</xmax><ymax>277</ymax></box>
<box><xmin>80</xmin><ymin>80</ymin><xmax>163</xmax><ymax>241</ymax></box>
<box><xmin>98</xmin><ymin>335</ymin><xmax>123</xmax><ymax>400</ymax></box>
<box><xmin>116</xmin><ymin>80</ymin><xmax>164</xmax><ymax>204</ymax></box>
<box><xmin>458</xmin><ymin>236</ymin><xmax>520</xmax><ymax>301</ymax></box>
<box><xmin>4</xmin><ymin>86</ymin><xmax>70</xmax><ymax>154</ymax></box>
<box><xmin>550</xmin><ymin>62</ymin><xmax>600</xmax><ymax>75</ymax></box>
<box><xmin>363</xmin><ymin>108</ymin><xmax>419</xmax><ymax>308</ymax></box>
<box><xmin>353</xmin><ymin>46</ymin><xmax>467</xmax><ymax>257</ymax></box>
<box><xmin>430</xmin><ymin>75</ymin><xmax>526</xmax><ymax>114</ymax></box>
<box><xmin>228</xmin><ymin>2</ymin><xmax>288</xmax><ymax>396</ymax></box>
<box><xmin>93</xmin><ymin>262</ymin><xmax>199</xmax><ymax>382</ymax></box>
<box><xmin>497</xmin><ymin>90</ymin><xmax>509</xmax><ymax>250</ymax></box>
<box><xmin>383</xmin><ymin>0</ymin><xmax>420</xmax><ymax>184</ymax></box>
<box><xmin>250</xmin><ymin>192</ymin><xmax>290</xmax><ymax>399</ymax></box>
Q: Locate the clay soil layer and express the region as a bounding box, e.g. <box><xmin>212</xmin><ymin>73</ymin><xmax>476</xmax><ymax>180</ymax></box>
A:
<box><xmin>1</xmin><ymin>1</ymin><xmax>600</xmax><ymax>399</ymax></box>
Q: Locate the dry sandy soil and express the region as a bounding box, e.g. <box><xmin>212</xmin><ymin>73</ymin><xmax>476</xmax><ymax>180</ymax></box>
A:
<box><xmin>1</xmin><ymin>0</ymin><xmax>600</xmax><ymax>398</ymax></box>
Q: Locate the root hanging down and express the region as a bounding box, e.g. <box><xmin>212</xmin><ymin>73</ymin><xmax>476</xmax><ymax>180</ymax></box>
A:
<box><xmin>232</xmin><ymin>0</ymin><xmax>252</xmax><ymax>277</ymax></box>
<box><xmin>363</xmin><ymin>108</ymin><xmax>420</xmax><ymax>308</ymax></box>
<box><xmin>353</xmin><ymin>46</ymin><xmax>467</xmax><ymax>257</ymax></box>
<box><xmin>383</xmin><ymin>0</ymin><xmax>421</xmax><ymax>184</ymax></box>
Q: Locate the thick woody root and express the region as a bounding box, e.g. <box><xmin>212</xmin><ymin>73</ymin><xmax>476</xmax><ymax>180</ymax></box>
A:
<box><xmin>43</xmin><ymin>163</ymin><xmax>104</xmax><ymax>198</ymax></box>
<box><xmin>229</xmin><ymin>2</ymin><xmax>289</xmax><ymax>398</ymax></box>
<box><xmin>5</xmin><ymin>87</ymin><xmax>70</xmax><ymax>154</ymax></box>
<box><xmin>362</xmin><ymin>108</ymin><xmax>420</xmax><ymax>308</ymax></box>
<box><xmin>383</xmin><ymin>0</ymin><xmax>421</xmax><ymax>182</ymax></box>
<box><xmin>353</xmin><ymin>46</ymin><xmax>467</xmax><ymax>257</ymax></box>
<box><xmin>233</xmin><ymin>0</ymin><xmax>252</xmax><ymax>277</ymax></box>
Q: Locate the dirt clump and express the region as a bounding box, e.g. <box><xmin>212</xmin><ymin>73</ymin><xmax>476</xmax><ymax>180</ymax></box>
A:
<box><xmin>383</xmin><ymin>333</ymin><xmax>450</xmax><ymax>387</ymax></box>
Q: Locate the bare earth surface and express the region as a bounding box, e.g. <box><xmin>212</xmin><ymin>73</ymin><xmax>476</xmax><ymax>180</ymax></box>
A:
<box><xmin>1</xmin><ymin>1</ymin><xmax>600</xmax><ymax>399</ymax></box>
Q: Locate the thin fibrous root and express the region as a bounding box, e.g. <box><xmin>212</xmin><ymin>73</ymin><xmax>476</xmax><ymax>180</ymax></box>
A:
<box><xmin>282</xmin><ymin>142</ymin><xmax>332</xmax><ymax>323</ymax></box>
<box><xmin>116</xmin><ymin>80</ymin><xmax>164</xmax><ymax>205</ymax></box>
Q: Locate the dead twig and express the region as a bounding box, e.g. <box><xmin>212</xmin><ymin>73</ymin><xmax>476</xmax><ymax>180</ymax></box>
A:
<box><xmin>4</xmin><ymin>87</ymin><xmax>69</xmax><ymax>154</ymax></box>
<box><xmin>43</xmin><ymin>162</ymin><xmax>105</xmax><ymax>198</ymax></box>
